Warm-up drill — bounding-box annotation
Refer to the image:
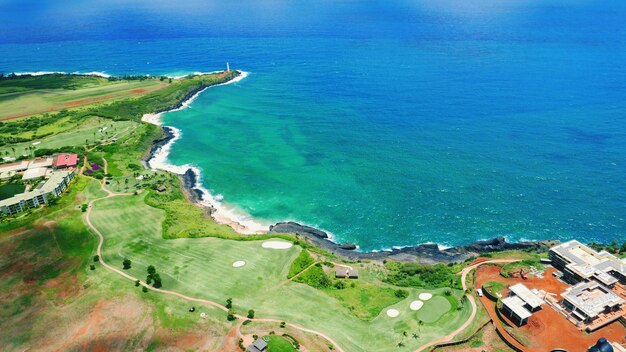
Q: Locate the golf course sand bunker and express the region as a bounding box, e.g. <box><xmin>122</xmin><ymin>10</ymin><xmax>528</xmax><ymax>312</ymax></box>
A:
<box><xmin>418</xmin><ymin>293</ymin><xmax>433</xmax><ymax>301</ymax></box>
<box><xmin>232</xmin><ymin>261</ymin><xmax>246</xmax><ymax>268</ymax></box>
<box><xmin>262</xmin><ymin>241</ymin><xmax>293</xmax><ymax>249</ymax></box>
<box><xmin>410</xmin><ymin>300</ymin><xmax>424</xmax><ymax>311</ymax></box>
<box><xmin>386</xmin><ymin>309</ymin><xmax>400</xmax><ymax>318</ymax></box>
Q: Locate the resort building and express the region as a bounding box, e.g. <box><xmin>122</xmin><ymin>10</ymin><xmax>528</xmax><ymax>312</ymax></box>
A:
<box><xmin>549</xmin><ymin>240</ymin><xmax>626</xmax><ymax>285</ymax></box>
<box><xmin>562</xmin><ymin>281</ymin><xmax>625</xmax><ymax>329</ymax></box>
<box><xmin>54</xmin><ymin>153</ymin><xmax>79</xmax><ymax>169</ymax></box>
<box><xmin>21</xmin><ymin>167</ymin><xmax>49</xmax><ymax>181</ymax></box>
<box><xmin>501</xmin><ymin>283</ymin><xmax>544</xmax><ymax>326</ymax></box>
<box><xmin>0</xmin><ymin>171</ymin><xmax>74</xmax><ymax>215</ymax></box>
<box><xmin>0</xmin><ymin>160</ymin><xmax>30</xmax><ymax>179</ymax></box>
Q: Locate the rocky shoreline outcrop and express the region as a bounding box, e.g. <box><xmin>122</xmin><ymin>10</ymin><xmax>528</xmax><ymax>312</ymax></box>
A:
<box><xmin>269</xmin><ymin>221</ymin><xmax>556</xmax><ymax>263</ymax></box>
<box><xmin>143</xmin><ymin>126</ymin><xmax>175</xmax><ymax>167</ymax></box>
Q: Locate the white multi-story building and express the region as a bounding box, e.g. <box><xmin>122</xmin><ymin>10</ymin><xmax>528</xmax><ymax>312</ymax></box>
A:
<box><xmin>0</xmin><ymin>171</ymin><xmax>74</xmax><ymax>215</ymax></box>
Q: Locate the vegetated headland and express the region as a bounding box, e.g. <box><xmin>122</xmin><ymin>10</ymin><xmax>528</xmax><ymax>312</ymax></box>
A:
<box><xmin>140</xmin><ymin>70</ymin><xmax>555</xmax><ymax>264</ymax></box>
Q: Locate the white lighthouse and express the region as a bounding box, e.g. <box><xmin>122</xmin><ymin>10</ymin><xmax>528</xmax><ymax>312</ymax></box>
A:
<box><xmin>226</xmin><ymin>62</ymin><xmax>230</xmax><ymax>73</ymax></box>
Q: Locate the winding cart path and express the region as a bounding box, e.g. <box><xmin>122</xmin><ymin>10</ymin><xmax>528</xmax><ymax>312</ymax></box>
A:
<box><xmin>84</xmin><ymin>179</ymin><xmax>346</xmax><ymax>352</ymax></box>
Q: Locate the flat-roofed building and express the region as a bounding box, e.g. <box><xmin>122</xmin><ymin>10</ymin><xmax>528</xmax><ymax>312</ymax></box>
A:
<box><xmin>21</xmin><ymin>167</ymin><xmax>49</xmax><ymax>181</ymax></box>
<box><xmin>502</xmin><ymin>295</ymin><xmax>533</xmax><ymax>326</ymax></box>
<box><xmin>0</xmin><ymin>171</ymin><xmax>74</xmax><ymax>216</ymax></box>
<box><xmin>562</xmin><ymin>281</ymin><xmax>624</xmax><ymax>324</ymax></box>
<box><xmin>28</xmin><ymin>157</ymin><xmax>53</xmax><ymax>169</ymax></box>
<box><xmin>549</xmin><ymin>240</ymin><xmax>626</xmax><ymax>285</ymax></box>
<box><xmin>0</xmin><ymin>160</ymin><xmax>29</xmax><ymax>175</ymax></box>
<box><xmin>508</xmin><ymin>283</ymin><xmax>544</xmax><ymax>312</ymax></box>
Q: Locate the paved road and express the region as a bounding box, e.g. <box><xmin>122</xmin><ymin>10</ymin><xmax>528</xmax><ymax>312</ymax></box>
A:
<box><xmin>413</xmin><ymin>259</ymin><xmax>518</xmax><ymax>352</ymax></box>
<box><xmin>84</xmin><ymin>180</ymin><xmax>346</xmax><ymax>352</ymax></box>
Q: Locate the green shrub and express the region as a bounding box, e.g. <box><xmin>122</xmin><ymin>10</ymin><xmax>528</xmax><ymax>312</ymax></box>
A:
<box><xmin>394</xmin><ymin>289</ymin><xmax>409</xmax><ymax>298</ymax></box>
<box><xmin>384</xmin><ymin>261</ymin><xmax>462</xmax><ymax>289</ymax></box>
<box><xmin>287</xmin><ymin>249</ymin><xmax>314</xmax><ymax>278</ymax></box>
<box><xmin>293</xmin><ymin>264</ymin><xmax>331</xmax><ymax>288</ymax></box>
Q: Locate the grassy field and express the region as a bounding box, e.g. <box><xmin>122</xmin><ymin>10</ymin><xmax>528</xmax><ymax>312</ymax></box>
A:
<box><xmin>265</xmin><ymin>335</ymin><xmax>299</xmax><ymax>351</ymax></box>
<box><xmin>0</xmin><ymin>178</ymin><xmax>237</xmax><ymax>351</ymax></box>
<box><xmin>0</xmin><ymin>78</ymin><xmax>167</xmax><ymax>120</ymax></box>
<box><xmin>0</xmin><ymin>117</ymin><xmax>138</xmax><ymax>159</ymax></box>
<box><xmin>89</xmin><ymin>193</ymin><xmax>472</xmax><ymax>352</ymax></box>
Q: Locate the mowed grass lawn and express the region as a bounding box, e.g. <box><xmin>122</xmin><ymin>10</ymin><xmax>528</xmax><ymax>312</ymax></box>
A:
<box><xmin>0</xmin><ymin>79</ymin><xmax>167</xmax><ymax>120</ymax></box>
<box><xmin>0</xmin><ymin>117</ymin><xmax>138</xmax><ymax>158</ymax></box>
<box><xmin>88</xmin><ymin>194</ymin><xmax>472</xmax><ymax>352</ymax></box>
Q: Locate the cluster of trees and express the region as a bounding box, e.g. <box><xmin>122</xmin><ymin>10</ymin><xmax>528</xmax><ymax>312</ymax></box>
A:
<box><xmin>0</xmin><ymin>114</ymin><xmax>57</xmax><ymax>133</ymax></box>
<box><xmin>293</xmin><ymin>263</ymin><xmax>331</xmax><ymax>288</ymax></box>
<box><xmin>589</xmin><ymin>240</ymin><xmax>626</xmax><ymax>256</ymax></box>
<box><xmin>287</xmin><ymin>249</ymin><xmax>314</xmax><ymax>278</ymax></box>
<box><xmin>224</xmin><ymin>297</ymin><xmax>256</xmax><ymax>321</ymax></box>
<box><xmin>123</xmin><ymin>258</ymin><xmax>132</xmax><ymax>270</ymax></box>
<box><xmin>146</xmin><ymin>265</ymin><xmax>162</xmax><ymax>288</ymax></box>
<box><xmin>106</xmin><ymin>75</ymin><xmax>151</xmax><ymax>82</ymax></box>
<box><xmin>384</xmin><ymin>261</ymin><xmax>462</xmax><ymax>289</ymax></box>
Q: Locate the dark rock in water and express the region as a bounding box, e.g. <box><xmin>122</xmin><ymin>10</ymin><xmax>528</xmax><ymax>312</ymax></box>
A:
<box><xmin>269</xmin><ymin>221</ymin><xmax>329</xmax><ymax>239</ymax></box>
<box><xmin>144</xmin><ymin>126</ymin><xmax>176</xmax><ymax>167</ymax></box>
<box><xmin>339</xmin><ymin>243</ymin><xmax>357</xmax><ymax>250</ymax></box>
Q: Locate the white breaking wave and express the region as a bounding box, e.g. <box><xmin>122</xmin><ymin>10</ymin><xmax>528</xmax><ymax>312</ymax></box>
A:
<box><xmin>13</xmin><ymin>71</ymin><xmax>111</xmax><ymax>78</ymax></box>
<box><xmin>143</xmin><ymin>71</ymin><xmax>269</xmax><ymax>234</ymax></box>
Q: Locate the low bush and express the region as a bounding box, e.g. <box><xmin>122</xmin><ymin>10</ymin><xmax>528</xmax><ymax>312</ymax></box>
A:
<box><xmin>287</xmin><ymin>249</ymin><xmax>314</xmax><ymax>278</ymax></box>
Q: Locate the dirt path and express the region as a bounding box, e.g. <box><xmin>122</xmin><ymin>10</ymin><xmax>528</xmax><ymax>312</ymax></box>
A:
<box><xmin>79</xmin><ymin>155</ymin><xmax>88</xmax><ymax>175</ymax></box>
<box><xmin>84</xmin><ymin>184</ymin><xmax>346</xmax><ymax>352</ymax></box>
<box><xmin>414</xmin><ymin>259</ymin><xmax>518</xmax><ymax>352</ymax></box>
<box><xmin>287</xmin><ymin>261</ymin><xmax>320</xmax><ymax>282</ymax></box>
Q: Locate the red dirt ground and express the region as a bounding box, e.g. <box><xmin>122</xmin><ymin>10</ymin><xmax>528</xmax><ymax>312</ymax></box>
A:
<box><xmin>475</xmin><ymin>265</ymin><xmax>626</xmax><ymax>351</ymax></box>
<box><xmin>63</xmin><ymin>94</ymin><xmax>115</xmax><ymax>107</ymax></box>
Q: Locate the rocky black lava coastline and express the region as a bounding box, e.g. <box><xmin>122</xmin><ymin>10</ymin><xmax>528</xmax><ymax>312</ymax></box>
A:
<box><xmin>143</xmin><ymin>125</ymin><xmax>176</xmax><ymax>168</ymax></box>
<box><xmin>269</xmin><ymin>221</ymin><xmax>555</xmax><ymax>264</ymax></box>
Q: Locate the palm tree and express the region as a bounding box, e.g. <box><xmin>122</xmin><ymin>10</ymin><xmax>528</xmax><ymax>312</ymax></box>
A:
<box><xmin>417</xmin><ymin>319</ymin><xmax>423</xmax><ymax>333</ymax></box>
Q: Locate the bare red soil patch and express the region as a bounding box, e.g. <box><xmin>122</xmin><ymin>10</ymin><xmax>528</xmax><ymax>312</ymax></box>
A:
<box><xmin>475</xmin><ymin>265</ymin><xmax>626</xmax><ymax>352</ymax></box>
<box><xmin>130</xmin><ymin>88</ymin><xmax>147</xmax><ymax>93</ymax></box>
<box><xmin>63</xmin><ymin>95</ymin><xmax>114</xmax><ymax>107</ymax></box>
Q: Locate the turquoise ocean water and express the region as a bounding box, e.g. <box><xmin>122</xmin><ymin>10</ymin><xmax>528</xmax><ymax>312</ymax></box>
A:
<box><xmin>1</xmin><ymin>1</ymin><xmax>625</xmax><ymax>250</ymax></box>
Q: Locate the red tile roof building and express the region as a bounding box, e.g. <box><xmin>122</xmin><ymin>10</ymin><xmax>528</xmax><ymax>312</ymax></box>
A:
<box><xmin>55</xmin><ymin>154</ymin><xmax>79</xmax><ymax>168</ymax></box>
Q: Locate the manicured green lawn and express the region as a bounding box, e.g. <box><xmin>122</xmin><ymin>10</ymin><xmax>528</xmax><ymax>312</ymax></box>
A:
<box><xmin>324</xmin><ymin>282</ymin><xmax>405</xmax><ymax>320</ymax></box>
<box><xmin>265</xmin><ymin>335</ymin><xmax>298</xmax><ymax>351</ymax></box>
<box><xmin>416</xmin><ymin>296</ymin><xmax>452</xmax><ymax>323</ymax></box>
<box><xmin>483</xmin><ymin>281</ymin><xmax>506</xmax><ymax>297</ymax></box>
<box><xmin>88</xmin><ymin>194</ymin><xmax>473</xmax><ymax>352</ymax></box>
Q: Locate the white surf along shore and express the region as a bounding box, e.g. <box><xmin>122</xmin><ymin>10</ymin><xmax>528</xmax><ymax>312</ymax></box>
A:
<box><xmin>142</xmin><ymin>71</ymin><xmax>272</xmax><ymax>235</ymax></box>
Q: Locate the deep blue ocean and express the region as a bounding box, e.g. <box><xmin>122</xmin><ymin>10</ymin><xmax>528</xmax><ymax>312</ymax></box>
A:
<box><xmin>1</xmin><ymin>0</ymin><xmax>625</xmax><ymax>250</ymax></box>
